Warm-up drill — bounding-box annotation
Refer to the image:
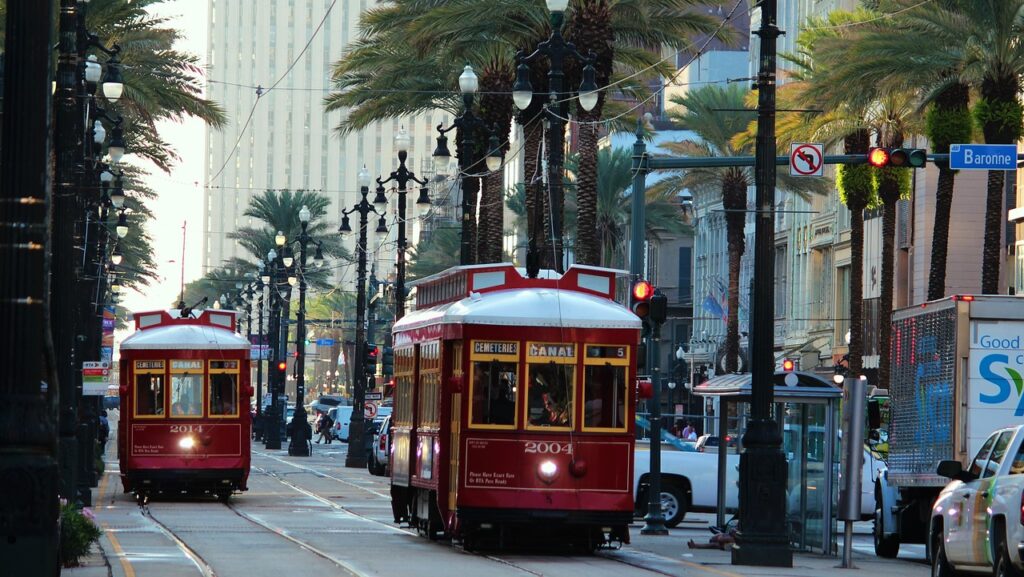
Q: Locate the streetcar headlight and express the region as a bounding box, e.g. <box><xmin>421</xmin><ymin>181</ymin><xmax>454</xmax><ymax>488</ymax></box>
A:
<box><xmin>178</xmin><ymin>436</ymin><xmax>195</xmax><ymax>449</ymax></box>
<box><xmin>538</xmin><ymin>460</ymin><xmax>558</xmax><ymax>484</ymax></box>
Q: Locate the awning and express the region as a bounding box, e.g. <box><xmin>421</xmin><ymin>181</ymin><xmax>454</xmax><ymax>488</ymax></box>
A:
<box><xmin>692</xmin><ymin>370</ymin><xmax>841</xmax><ymax>401</ymax></box>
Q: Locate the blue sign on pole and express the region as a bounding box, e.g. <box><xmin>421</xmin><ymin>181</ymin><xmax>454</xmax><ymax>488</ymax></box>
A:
<box><xmin>316</xmin><ymin>338</ymin><xmax>335</xmax><ymax>346</ymax></box>
<box><xmin>949</xmin><ymin>143</ymin><xmax>1018</xmax><ymax>170</ymax></box>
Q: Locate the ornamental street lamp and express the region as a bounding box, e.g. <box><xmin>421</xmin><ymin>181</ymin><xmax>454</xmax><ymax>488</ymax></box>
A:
<box><xmin>513</xmin><ymin>0</ymin><xmax>598</xmax><ymax>274</ymax></box>
<box><xmin>286</xmin><ymin>205</ymin><xmax>328</xmax><ymax>457</ymax></box>
<box><xmin>254</xmin><ymin>261</ymin><xmax>268</xmax><ymax>441</ymax></box>
<box><xmin>378</xmin><ymin>127</ymin><xmax>430</xmax><ymax>321</ymax></box>
<box><xmin>264</xmin><ymin>248</ymin><xmax>284</xmax><ymax>450</ymax></box>
<box><xmin>432</xmin><ymin>65</ymin><xmax>503</xmax><ymax>265</ymax></box>
<box><xmin>339</xmin><ymin>167</ymin><xmax>386</xmax><ymax>468</ymax></box>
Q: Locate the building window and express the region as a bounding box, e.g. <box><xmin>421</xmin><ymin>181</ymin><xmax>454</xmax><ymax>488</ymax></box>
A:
<box><xmin>836</xmin><ymin>265</ymin><xmax>850</xmax><ymax>345</ymax></box>
<box><xmin>678</xmin><ymin>246</ymin><xmax>692</xmax><ymax>305</ymax></box>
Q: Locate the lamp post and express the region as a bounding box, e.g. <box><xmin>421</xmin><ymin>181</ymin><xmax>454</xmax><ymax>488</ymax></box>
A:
<box><xmin>340</xmin><ymin>167</ymin><xmax>387</xmax><ymax>468</ymax></box>
<box><xmin>733</xmin><ymin>0</ymin><xmax>790</xmax><ymax>567</ymax></box>
<box><xmin>255</xmin><ymin>261</ymin><xmax>269</xmax><ymax>441</ymax></box>
<box><xmin>432</xmin><ymin>65</ymin><xmax>503</xmax><ymax>265</ymax></box>
<box><xmin>0</xmin><ymin>0</ymin><xmax>61</xmax><ymax>569</ymax></box>
<box><xmin>512</xmin><ymin>0</ymin><xmax>598</xmax><ymax>273</ymax></box>
<box><xmin>378</xmin><ymin>127</ymin><xmax>430</xmax><ymax>321</ymax></box>
<box><xmin>264</xmin><ymin>246</ymin><xmax>283</xmax><ymax>450</ymax></box>
<box><xmin>286</xmin><ymin>205</ymin><xmax>326</xmax><ymax>456</ymax></box>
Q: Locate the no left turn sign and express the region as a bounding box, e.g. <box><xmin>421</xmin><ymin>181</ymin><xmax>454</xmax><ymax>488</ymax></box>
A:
<box><xmin>364</xmin><ymin>401</ymin><xmax>379</xmax><ymax>419</ymax></box>
<box><xmin>790</xmin><ymin>143</ymin><xmax>824</xmax><ymax>177</ymax></box>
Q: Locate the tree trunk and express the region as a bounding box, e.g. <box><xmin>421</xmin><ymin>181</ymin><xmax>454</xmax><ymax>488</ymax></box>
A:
<box><xmin>575</xmin><ymin>112</ymin><xmax>600</xmax><ymax>265</ymax></box>
<box><xmin>478</xmin><ymin>171</ymin><xmax>504</xmax><ymax>263</ymax></box>
<box><xmin>927</xmin><ymin>166</ymin><xmax>956</xmax><ymax>301</ymax></box>
<box><xmin>848</xmin><ymin>205</ymin><xmax>864</xmax><ymax>376</ymax></box>
<box><xmin>462</xmin><ymin>175</ymin><xmax>480</xmax><ymax>265</ymax></box>
<box><xmin>522</xmin><ymin>116</ymin><xmax>544</xmax><ymax>268</ymax></box>
<box><xmin>879</xmin><ymin>192</ymin><xmax>897</xmax><ymax>390</ymax></box>
<box><xmin>722</xmin><ymin>173</ymin><xmax>746</xmax><ymax>374</ymax></box>
<box><xmin>982</xmin><ymin>168</ymin><xmax>1005</xmax><ymax>294</ymax></box>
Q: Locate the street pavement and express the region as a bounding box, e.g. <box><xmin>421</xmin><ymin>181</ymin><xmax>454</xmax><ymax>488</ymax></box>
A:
<box><xmin>68</xmin><ymin>414</ymin><xmax>929</xmax><ymax>577</ymax></box>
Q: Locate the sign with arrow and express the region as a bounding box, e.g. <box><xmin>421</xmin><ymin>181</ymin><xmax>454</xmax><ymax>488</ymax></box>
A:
<box><xmin>790</xmin><ymin>143</ymin><xmax>824</xmax><ymax>177</ymax></box>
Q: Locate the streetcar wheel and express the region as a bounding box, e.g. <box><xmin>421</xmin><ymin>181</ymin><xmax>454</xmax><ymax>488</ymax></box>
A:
<box><xmin>661</xmin><ymin>482</ymin><xmax>689</xmax><ymax>528</ymax></box>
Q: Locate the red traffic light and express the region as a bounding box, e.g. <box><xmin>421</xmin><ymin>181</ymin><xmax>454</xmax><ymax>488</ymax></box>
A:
<box><xmin>368</xmin><ymin>346</ymin><xmax>379</xmax><ymax>358</ymax></box>
<box><xmin>867</xmin><ymin>147</ymin><xmax>890</xmax><ymax>168</ymax></box>
<box><xmin>782</xmin><ymin>359</ymin><xmax>795</xmax><ymax>372</ymax></box>
<box><xmin>277</xmin><ymin>361</ymin><xmax>287</xmax><ymax>372</ymax></box>
<box><xmin>632</xmin><ymin>280</ymin><xmax>654</xmax><ymax>302</ymax></box>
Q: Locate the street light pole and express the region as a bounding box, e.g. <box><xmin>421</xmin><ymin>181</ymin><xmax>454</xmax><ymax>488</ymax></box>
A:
<box><xmin>287</xmin><ymin>205</ymin><xmax>324</xmax><ymax>457</ymax></box>
<box><xmin>341</xmin><ymin>167</ymin><xmax>386</xmax><ymax>468</ymax></box>
<box><xmin>432</xmin><ymin>66</ymin><xmax>503</xmax><ymax>266</ymax></box>
<box><xmin>255</xmin><ymin>263</ymin><xmax>268</xmax><ymax>441</ymax></box>
<box><xmin>379</xmin><ymin>127</ymin><xmax>429</xmax><ymax>321</ymax></box>
<box><xmin>732</xmin><ymin>0</ymin><xmax>791</xmax><ymax>567</ymax></box>
<box><xmin>513</xmin><ymin>0</ymin><xmax>599</xmax><ymax>273</ymax></box>
<box><xmin>264</xmin><ymin>247</ymin><xmax>283</xmax><ymax>450</ymax></box>
<box><xmin>0</xmin><ymin>0</ymin><xmax>61</xmax><ymax>569</ymax></box>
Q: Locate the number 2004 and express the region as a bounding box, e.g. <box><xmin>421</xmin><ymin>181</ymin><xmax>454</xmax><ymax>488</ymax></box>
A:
<box><xmin>524</xmin><ymin>441</ymin><xmax>572</xmax><ymax>454</ymax></box>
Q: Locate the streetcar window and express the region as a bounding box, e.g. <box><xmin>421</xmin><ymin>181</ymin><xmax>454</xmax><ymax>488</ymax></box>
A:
<box><xmin>135</xmin><ymin>374</ymin><xmax>164</xmax><ymax>416</ymax></box>
<box><xmin>583</xmin><ymin>364</ymin><xmax>625</xmax><ymax>429</ymax></box>
<box><xmin>471</xmin><ymin>360</ymin><xmax>517</xmax><ymax>426</ymax></box>
<box><xmin>209</xmin><ymin>373</ymin><xmax>238</xmax><ymax>416</ymax></box>
<box><xmin>527</xmin><ymin>363</ymin><xmax>574</xmax><ymax>428</ymax></box>
<box><xmin>170</xmin><ymin>372</ymin><xmax>203</xmax><ymax>417</ymax></box>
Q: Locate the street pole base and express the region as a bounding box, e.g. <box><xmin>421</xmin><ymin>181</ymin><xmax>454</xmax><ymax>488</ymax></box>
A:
<box><xmin>287</xmin><ymin>432</ymin><xmax>310</xmax><ymax>456</ymax></box>
<box><xmin>264</xmin><ymin>437</ymin><xmax>281</xmax><ymax>450</ymax></box>
<box><xmin>640</xmin><ymin>512</ymin><xmax>669</xmax><ymax>535</ymax></box>
<box><xmin>730</xmin><ymin>535</ymin><xmax>793</xmax><ymax>567</ymax></box>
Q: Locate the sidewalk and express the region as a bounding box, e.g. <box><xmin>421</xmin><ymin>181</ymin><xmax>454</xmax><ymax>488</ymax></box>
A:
<box><xmin>615</xmin><ymin>513</ymin><xmax>928</xmax><ymax>577</ymax></box>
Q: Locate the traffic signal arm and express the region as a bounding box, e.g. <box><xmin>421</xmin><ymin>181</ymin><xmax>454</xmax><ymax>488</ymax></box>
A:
<box><xmin>646</xmin><ymin>153</ymin><xmax>930</xmax><ymax>170</ymax></box>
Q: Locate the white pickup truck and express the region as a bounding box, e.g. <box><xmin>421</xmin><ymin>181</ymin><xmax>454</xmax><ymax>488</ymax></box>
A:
<box><xmin>931</xmin><ymin>425</ymin><xmax>1024</xmax><ymax>577</ymax></box>
<box><xmin>633</xmin><ymin>447</ymin><xmax>739</xmax><ymax>527</ymax></box>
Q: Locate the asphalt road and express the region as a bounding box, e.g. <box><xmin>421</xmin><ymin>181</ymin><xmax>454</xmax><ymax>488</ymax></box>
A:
<box><xmin>87</xmin><ymin>412</ymin><xmax>928</xmax><ymax>577</ymax></box>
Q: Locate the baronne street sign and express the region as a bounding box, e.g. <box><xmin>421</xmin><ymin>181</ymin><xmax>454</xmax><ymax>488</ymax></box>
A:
<box><xmin>950</xmin><ymin>143</ymin><xmax>1018</xmax><ymax>170</ymax></box>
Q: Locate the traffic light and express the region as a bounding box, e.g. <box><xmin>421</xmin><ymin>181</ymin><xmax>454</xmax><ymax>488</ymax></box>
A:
<box><xmin>649</xmin><ymin>290</ymin><xmax>667</xmax><ymax>325</ymax></box>
<box><xmin>782</xmin><ymin>358</ymin><xmax>796</xmax><ymax>372</ymax></box>
<box><xmin>631</xmin><ymin>280</ymin><xmax>654</xmax><ymax>321</ymax></box>
<box><xmin>382</xmin><ymin>346</ymin><xmax>394</xmax><ymax>377</ymax></box>
<box><xmin>365</xmin><ymin>343</ymin><xmax>379</xmax><ymax>375</ymax></box>
<box><xmin>276</xmin><ymin>360</ymin><xmax>287</xmax><ymax>376</ymax></box>
<box><xmin>867</xmin><ymin>147</ymin><xmax>927</xmax><ymax>168</ymax></box>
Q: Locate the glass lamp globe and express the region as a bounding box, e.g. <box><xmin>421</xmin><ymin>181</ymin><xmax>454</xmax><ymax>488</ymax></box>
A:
<box><xmin>395</xmin><ymin>126</ymin><xmax>411</xmax><ymax>153</ymax></box>
<box><xmin>358</xmin><ymin>165</ymin><xmax>371</xmax><ymax>190</ymax></box>
<box><xmin>275</xmin><ymin>230</ymin><xmax>286</xmax><ymax>246</ymax></box>
<box><xmin>299</xmin><ymin>205</ymin><xmax>311</xmax><ymax>223</ymax></box>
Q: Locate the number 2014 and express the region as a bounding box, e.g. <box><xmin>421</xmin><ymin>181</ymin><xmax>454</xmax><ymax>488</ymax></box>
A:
<box><xmin>524</xmin><ymin>441</ymin><xmax>571</xmax><ymax>454</ymax></box>
<box><xmin>170</xmin><ymin>425</ymin><xmax>203</xmax><ymax>433</ymax></box>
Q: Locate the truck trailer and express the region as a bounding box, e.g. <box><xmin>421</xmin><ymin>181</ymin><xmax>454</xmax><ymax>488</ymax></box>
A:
<box><xmin>874</xmin><ymin>295</ymin><xmax>1024</xmax><ymax>557</ymax></box>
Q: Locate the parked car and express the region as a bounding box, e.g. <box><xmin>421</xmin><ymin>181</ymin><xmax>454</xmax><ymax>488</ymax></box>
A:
<box><xmin>930</xmin><ymin>424</ymin><xmax>1024</xmax><ymax>577</ymax></box>
<box><xmin>367</xmin><ymin>415</ymin><xmax>391</xmax><ymax>476</ymax></box>
<box><xmin>329</xmin><ymin>406</ymin><xmax>353</xmax><ymax>441</ymax></box>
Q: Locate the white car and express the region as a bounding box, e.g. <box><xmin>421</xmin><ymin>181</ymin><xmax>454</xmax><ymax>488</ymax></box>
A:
<box><xmin>330</xmin><ymin>405</ymin><xmax>392</xmax><ymax>443</ymax></box>
<box><xmin>930</xmin><ymin>425</ymin><xmax>1024</xmax><ymax>577</ymax></box>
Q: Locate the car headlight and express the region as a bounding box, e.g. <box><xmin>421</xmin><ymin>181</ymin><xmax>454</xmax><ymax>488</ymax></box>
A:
<box><xmin>178</xmin><ymin>436</ymin><xmax>195</xmax><ymax>449</ymax></box>
<box><xmin>538</xmin><ymin>460</ymin><xmax>558</xmax><ymax>484</ymax></box>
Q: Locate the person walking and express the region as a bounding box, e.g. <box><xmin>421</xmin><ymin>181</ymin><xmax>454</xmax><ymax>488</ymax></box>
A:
<box><xmin>317</xmin><ymin>411</ymin><xmax>334</xmax><ymax>444</ymax></box>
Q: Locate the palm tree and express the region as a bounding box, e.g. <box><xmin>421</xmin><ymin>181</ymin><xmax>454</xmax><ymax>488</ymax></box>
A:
<box><xmin>329</xmin><ymin>0</ymin><xmax>722</xmax><ymax>269</ymax></box>
<box><xmin>807</xmin><ymin>1</ymin><xmax>973</xmax><ymax>302</ymax></box>
<box><xmin>663</xmin><ymin>84</ymin><xmax>829</xmax><ymax>373</ymax></box>
<box><xmin>564</xmin><ymin>0</ymin><xmax>730</xmax><ymax>265</ymax></box>
<box><xmin>408</xmin><ymin>227</ymin><xmax>462</xmax><ymax>279</ymax></box>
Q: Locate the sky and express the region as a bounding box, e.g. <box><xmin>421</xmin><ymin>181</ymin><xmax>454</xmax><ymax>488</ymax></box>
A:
<box><xmin>120</xmin><ymin>0</ymin><xmax>209</xmax><ymax>316</ymax></box>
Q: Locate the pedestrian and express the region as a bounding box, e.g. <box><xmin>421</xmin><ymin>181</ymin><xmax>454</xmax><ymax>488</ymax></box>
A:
<box><xmin>681</xmin><ymin>421</ymin><xmax>695</xmax><ymax>440</ymax></box>
<box><xmin>318</xmin><ymin>411</ymin><xmax>334</xmax><ymax>444</ymax></box>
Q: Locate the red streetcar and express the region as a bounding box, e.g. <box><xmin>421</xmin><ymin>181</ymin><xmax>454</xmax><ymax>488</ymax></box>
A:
<box><xmin>389</xmin><ymin>264</ymin><xmax>641</xmax><ymax>549</ymax></box>
<box><xmin>117</xmin><ymin>307</ymin><xmax>253</xmax><ymax>503</ymax></box>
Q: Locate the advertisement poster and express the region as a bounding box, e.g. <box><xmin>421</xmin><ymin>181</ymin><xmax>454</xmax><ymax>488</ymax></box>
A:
<box><xmin>101</xmin><ymin>306</ymin><xmax>115</xmax><ymax>364</ymax></box>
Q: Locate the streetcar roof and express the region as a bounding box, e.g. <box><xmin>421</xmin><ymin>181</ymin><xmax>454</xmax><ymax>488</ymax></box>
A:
<box><xmin>394</xmin><ymin>287</ymin><xmax>641</xmax><ymax>331</ymax></box>
<box><xmin>121</xmin><ymin>309</ymin><xmax>250</xmax><ymax>351</ymax></box>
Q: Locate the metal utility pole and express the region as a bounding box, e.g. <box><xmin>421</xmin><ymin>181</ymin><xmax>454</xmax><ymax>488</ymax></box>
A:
<box><xmin>254</xmin><ymin>274</ymin><xmax>266</xmax><ymax>441</ymax></box>
<box><xmin>0</xmin><ymin>0</ymin><xmax>60</xmax><ymax>569</ymax></box>
<box><xmin>732</xmin><ymin>0</ymin><xmax>791</xmax><ymax>566</ymax></box>
<box><xmin>264</xmin><ymin>250</ymin><xmax>282</xmax><ymax>450</ymax></box>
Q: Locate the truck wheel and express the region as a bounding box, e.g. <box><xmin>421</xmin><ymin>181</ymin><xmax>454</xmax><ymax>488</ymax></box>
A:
<box><xmin>994</xmin><ymin>531</ymin><xmax>1021</xmax><ymax>577</ymax></box>
<box><xmin>931</xmin><ymin>530</ymin><xmax>956</xmax><ymax>577</ymax></box>
<box><xmin>661</xmin><ymin>483</ymin><xmax>689</xmax><ymax>528</ymax></box>
<box><xmin>874</xmin><ymin>506</ymin><xmax>900</xmax><ymax>558</ymax></box>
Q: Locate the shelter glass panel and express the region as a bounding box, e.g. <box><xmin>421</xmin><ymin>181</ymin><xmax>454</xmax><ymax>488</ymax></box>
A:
<box><xmin>170</xmin><ymin>359</ymin><xmax>204</xmax><ymax>418</ymax></box>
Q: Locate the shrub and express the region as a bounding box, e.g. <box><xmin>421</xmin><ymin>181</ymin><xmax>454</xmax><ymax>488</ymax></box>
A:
<box><xmin>60</xmin><ymin>500</ymin><xmax>101</xmax><ymax>567</ymax></box>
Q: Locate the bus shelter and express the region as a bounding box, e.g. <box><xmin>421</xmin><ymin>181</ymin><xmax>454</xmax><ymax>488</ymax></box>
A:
<box><xmin>693</xmin><ymin>371</ymin><xmax>842</xmax><ymax>554</ymax></box>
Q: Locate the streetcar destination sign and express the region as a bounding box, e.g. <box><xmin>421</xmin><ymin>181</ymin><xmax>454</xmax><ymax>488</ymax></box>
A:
<box><xmin>950</xmin><ymin>144</ymin><xmax>1018</xmax><ymax>170</ymax></box>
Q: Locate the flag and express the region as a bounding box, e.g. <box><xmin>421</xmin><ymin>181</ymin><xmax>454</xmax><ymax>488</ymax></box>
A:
<box><xmin>702</xmin><ymin>294</ymin><xmax>724</xmax><ymax>320</ymax></box>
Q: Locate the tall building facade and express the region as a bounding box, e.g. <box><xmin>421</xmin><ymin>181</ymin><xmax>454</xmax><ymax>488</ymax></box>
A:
<box><xmin>203</xmin><ymin>0</ymin><xmax>451</xmax><ymax>287</ymax></box>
